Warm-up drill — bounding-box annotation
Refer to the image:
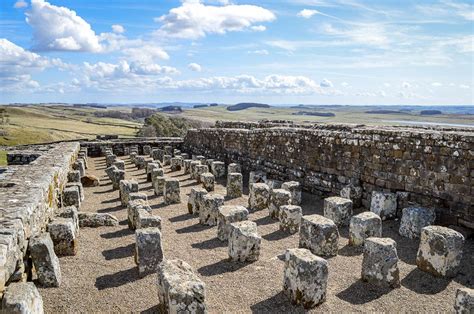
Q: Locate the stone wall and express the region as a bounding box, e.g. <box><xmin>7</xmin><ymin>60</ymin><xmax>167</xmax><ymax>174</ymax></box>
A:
<box><xmin>0</xmin><ymin>142</ymin><xmax>79</xmax><ymax>291</ymax></box>
<box><xmin>80</xmin><ymin>137</ymin><xmax>183</xmax><ymax>157</ymax></box>
<box><xmin>183</xmin><ymin>125</ymin><xmax>473</xmax><ymax>228</ymax></box>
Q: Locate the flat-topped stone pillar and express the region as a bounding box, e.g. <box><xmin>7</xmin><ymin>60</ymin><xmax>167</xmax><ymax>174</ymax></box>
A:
<box><xmin>279</xmin><ymin>205</ymin><xmax>302</xmax><ymax>234</ymax></box>
<box><xmin>119</xmin><ymin>180</ymin><xmax>139</xmax><ymax>206</ymax></box>
<box><xmin>217</xmin><ymin>205</ymin><xmax>249</xmax><ymax>241</ymax></box>
<box><xmin>323</xmin><ymin>196</ymin><xmax>353</xmax><ymax>226</ymax></box>
<box><xmin>228</xmin><ymin>221</ymin><xmax>261</xmax><ymax>262</ymax></box>
<box><xmin>283</xmin><ymin>248</ymin><xmax>328</xmax><ymax>309</ymax></box>
<box><xmin>269</xmin><ymin>189</ymin><xmax>291</xmax><ymax>219</ymax></box>
<box><xmin>47</xmin><ymin>218</ymin><xmax>77</xmax><ymax>256</ymax></box>
<box><xmin>157</xmin><ymin>259</ymin><xmax>206</xmax><ymax>313</ymax></box>
<box><xmin>248</xmin><ymin>183</ymin><xmax>270</xmax><ymax>211</ymax></box>
<box><xmin>146</xmin><ymin>162</ymin><xmax>160</xmax><ymax>182</ymax></box>
<box><xmin>188</xmin><ymin>187</ymin><xmax>208</xmax><ymax>215</ymax></box>
<box><xmin>227</xmin><ymin>173</ymin><xmax>243</xmax><ymax>198</ymax></box>
<box><xmin>282</xmin><ymin>181</ymin><xmax>302</xmax><ymax>205</ymax></box>
<box><xmin>153</xmin><ymin>176</ymin><xmax>166</xmax><ymax>196</ymax></box>
<box><xmin>164</xmin><ymin>178</ymin><xmax>181</xmax><ymax>204</ymax></box>
<box><xmin>1</xmin><ymin>282</ymin><xmax>44</xmax><ymax>314</ymax></box>
<box><xmin>228</xmin><ymin>163</ymin><xmax>241</xmax><ymax>174</ymax></box>
<box><xmin>201</xmin><ymin>172</ymin><xmax>215</xmax><ymax>192</ymax></box>
<box><xmin>183</xmin><ymin>159</ymin><xmax>192</xmax><ymax>174</ymax></box>
<box><xmin>362</xmin><ymin>237</ymin><xmax>400</xmax><ymax>288</ymax></box>
<box><xmin>299</xmin><ymin>215</ymin><xmax>339</xmax><ymax>257</ymax></box>
<box><xmin>170</xmin><ymin>157</ymin><xmax>183</xmax><ymax>171</ymax></box>
<box><xmin>454</xmin><ymin>288</ymin><xmax>474</xmax><ymax>314</ymax></box>
<box><xmin>62</xmin><ymin>186</ymin><xmax>81</xmax><ymax>208</ymax></box>
<box><xmin>211</xmin><ymin>161</ymin><xmax>225</xmax><ymax>178</ymax></box>
<box><xmin>349</xmin><ymin>212</ymin><xmax>382</xmax><ymax>246</ymax></box>
<box><xmin>128</xmin><ymin>199</ymin><xmax>152</xmax><ymax>230</ymax></box>
<box><xmin>200</xmin><ymin>193</ymin><xmax>225</xmax><ymax>226</ymax></box>
<box><xmin>135</xmin><ymin>227</ymin><xmax>163</xmax><ymax>277</ymax></box>
<box><xmin>370</xmin><ymin>191</ymin><xmax>397</xmax><ymax>220</ymax></box>
<box><xmin>399</xmin><ymin>206</ymin><xmax>436</xmax><ymax>239</ymax></box>
<box><xmin>163</xmin><ymin>155</ymin><xmax>172</xmax><ymax>166</ymax></box>
<box><xmin>195</xmin><ymin>165</ymin><xmax>209</xmax><ymax>183</ymax></box>
<box><xmin>340</xmin><ymin>184</ymin><xmax>363</xmax><ymax>208</ymax></box>
<box><xmin>113</xmin><ymin>160</ymin><xmax>125</xmax><ymax>171</ymax></box>
<box><xmin>416</xmin><ymin>226</ymin><xmax>464</xmax><ymax>277</ymax></box>
<box><xmin>29</xmin><ymin>233</ymin><xmax>61</xmax><ymax>287</ymax></box>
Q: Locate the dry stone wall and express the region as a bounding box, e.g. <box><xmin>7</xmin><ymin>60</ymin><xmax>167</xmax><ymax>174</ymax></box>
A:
<box><xmin>0</xmin><ymin>142</ymin><xmax>79</xmax><ymax>291</ymax></box>
<box><xmin>80</xmin><ymin>137</ymin><xmax>183</xmax><ymax>157</ymax></box>
<box><xmin>183</xmin><ymin>124</ymin><xmax>473</xmax><ymax>227</ymax></box>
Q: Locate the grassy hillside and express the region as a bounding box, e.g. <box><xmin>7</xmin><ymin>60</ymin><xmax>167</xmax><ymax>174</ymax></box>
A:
<box><xmin>0</xmin><ymin>106</ymin><xmax>141</xmax><ymax>146</ymax></box>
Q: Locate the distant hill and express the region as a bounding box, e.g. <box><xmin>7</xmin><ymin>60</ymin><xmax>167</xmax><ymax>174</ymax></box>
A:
<box><xmin>292</xmin><ymin>111</ymin><xmax>335</xmax><ymax>117</ymax></box>
<box><xmin>193</xmin><ymin>104</ymin><xmax>208</xmax><ymax>109</ymax></box>
<box><xmin>365</xmin><ymin>110</ymin><xmax>404</xmax><ymax>114</ymax></box>
<box><xmin>158</xmin><ymin>106</ymin><xmax>182</xmax><ymax>113</ymax></box>
<box><xmin>227</xmin><ymin>103</ymin><xmax>270</xmax><ymax>111</ymax></box>
<box><xmin>420</xmin><ymin>110</ymin><xmax>442</xmax><ymax>115</ymax></box>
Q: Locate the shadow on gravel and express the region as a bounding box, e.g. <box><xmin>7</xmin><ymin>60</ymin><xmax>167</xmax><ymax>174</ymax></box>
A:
<box><xmin>169</xmin><ymin>213</ymin><xmax>194</xmax><ymax>223</ymax></box>
<box><xmin>100</xmin><ymin>228</ymin><xmax>133</xmax><ymax>239</ymax></box>
<box><xmin>198</xmin><ymin>258</ymin><xmax>249</xmax><ymax>276</ymax></box>
<box><xmin>250</xmin><ymin>291</ymin><xmax>304</xmax><ymax>313</ymax></box>
<box><xmin>102</xmin><ymin>243</ymin><xmax>134</xmax><ymax>260</ymax></box>
<box><xmin>175</xmin><ymin>223</ymin><xmax>209</xmax><ymax>234</ymax></box>
<box><xmin>338</xmin><ymin>244</ymin><xmax>362</xmax><ymax>257</ymax></box>
<box><xmin>98</xmin><ymin>204</ymin><xmax>123</xmax><ymax>213</ymax></box>
<box><xmin>336</xmin><ymin>279</ymin><xmax>392</xmax><ymax>304</ymax></box>
<box><xmin>181</xmin><ymin>181</ymin><xmax>199</xmax><ymax>188</ymax></box>
<box><xmin>95</xmin><ymin>267</ymin><xmax>138</xmax><ymax>290</ymax></box>
<box><xmin>191</xmin><ymin>237</ymin><xmax>226</xmax><ymax>250</ymax></box>
<box><xmin>141</xmin><ymin>305</ymin><xmax>160</xmax><ymax>314</ymax></box>
<box><xmin>93</xmin><ymin>188</ymin><xmax>115</xmax><ymax>194</ymax></box>
<box><xmin>101</xmin><ymin>197</ymin><xmax>120</xmax><ymax>204</ymax></box>
<box><xmin>150</xmin><ymin>202</ymin><xmax>169</xmax><ymax>210</ymax></box>
<box><xmin>401</xmin><ymin>268</ymin><xmax>450</xmax><ymax>294</ymax></box>
<box><xmin>262</xmin><ymin>229</ymin><xmax>290</xmax><ymax>241</ymax></box>
<box><xmin>253</xmin><ymin>215</ymin><xmax>275</xmax><ymax>226</ymax></box>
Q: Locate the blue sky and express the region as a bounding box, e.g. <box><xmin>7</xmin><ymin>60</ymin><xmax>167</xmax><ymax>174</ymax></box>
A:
<box><xmin>0</xmin><ymin>0</ymin><xmax>472</xmax><ymax>105</ymax></box>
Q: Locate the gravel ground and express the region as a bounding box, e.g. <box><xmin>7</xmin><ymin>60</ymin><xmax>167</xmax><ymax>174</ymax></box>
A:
<box><xmin>40</xmin><ymin>156</ymin><xmax>473</xmax><ymax>313</ymax></box>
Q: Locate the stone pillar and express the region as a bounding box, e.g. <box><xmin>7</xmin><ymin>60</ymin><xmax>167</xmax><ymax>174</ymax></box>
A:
<box><xmin>67</xmin><ymin>170</ymin><xmax>81</xmax><ymax>183</ymax></box>
<box><xmin>113</xmin><ymin>160</ymin><xmax>125</xmax><ymax>171</ymax></box>
<box><xmin>283</xmin><ymin>248</ymin><xmax>328</xmax><ymax>308</ymax></box>
<box><xmin>361</xmin><ymin>237</ymin><xmax>400</xmax><ymax>288</ymax></box>
<box><xmin>164</xmin><ymin>178</ymin><xmax>181</xmax><ymax>204</ymax></box>
<box><xmin>128</xmin><ymin>199</ymin><xmax>151</xmax><ymax>230</ymax></box>
<box><xmin>299</xmin><ymin>214</ymin><xmax>339</xmax><ymax>257</ymax></box>
<box><xmin>135</xmin><ymin>227</ymin><xmax>163</xmax><ymax>277</ymax></box>
<box><xmin>228</xmin><ymin>163</ymin><xmax>241</xmax><ymax>174</ymax></box>
<box><xmin>399</xmin><ymin>206</ymin><xmax>436</xmax><ymax>239</ymax></box>
<box><xmin>143</xmin><ymin>145</ymin><xmax>152</xmax><ymax>155</ymax></box>
<box><xmin>29</xmin><ymin>233</ymin><xmax>61</xmax><ymax>287</ymax></box>
<box><xmin>153</xmin><ymin>176</ymin><xmax>166</xmax><ymax>196</ymax></box>
<box><xmin>211</xmin><ymin>161</ymin><xmax>226</xmax><ymax>178</ymax></box>
<box><xmin>282</xmin><ymin>181</ymin><xmax>302</xmax><ymax>205</ymax></box>
<box><xmin>248</xmin><ymin>183</ymin><xmax>270</xmax><ymax>211</ymax></box>
<box><xmin>217</xmin><ymin>205</ymin><xmax>249</xmax><ymax>241</ymax></box>
<box><xmin>228</xmin><ymin>221</ymin><xmax>261</xmax><ymax>262</ymax></box>
<box><xmin>195</xmin><ymin>165</ymin><xmax>209</xmax><ymax>183</ymax></box>
<box><xmin>370</xmin><ymin>191</ymin><xmax>397</xmax><ymax>220</ymax></box>
<box><xmin>157</xmin><ymin>259</ymin><xmax>207</xmax><ymax>313</ymax></box>
<box><xmin>163</xmin><ymin>155</ymin><xmax>172</xmax><ymax>166</ymax></box>
<box><xmin>454</xmin><ymin>288</ymin><xmax>474</xmax><ymax>314</ymax></box>
<box><xmin>119</xmin><ymin>180</ymin><xmax>139</xmax><ymax>206</ymax></box>
<box><xmin>269</xmin><ymin>189</ymin><xmax>291</xmax><ymax>219</ymax></box>
<box><xmin>323</xmin><ymin>196</ymin><xmax>353</xmax><ymax>226</ymax></box>
<box><xmin>189</xmin><ymin>161</ymin><xmax>201</xmax><ymax>179</ymax></box>
<box><xmin>279</xmin><ymin>205</ymin><xmax>302</xmax><ymax>234</ymax></box>
<box><xmin>349</xmin><ymin>212</ymin><xmax>382</xmax><ymax>246</ymax></box>
<box><xmin>188</xmin><ymin>187</ymin><xmax>208</xmax><ymax>215</ymax></box>
<box><xmin>201</xmin><ymin>173</ymin><xmax>215</xmax><ymax>192</ymax></box>
<box><xmin>146</xmin><ymin>162</ymin><xmax>160</xmax><ymax>182</ymax></box>
<box><xmin>340</xmin><ymin>184</ymin><xmax>362</xmax><ymax>208</ymax></box>
<box><xmin>1</xmin><ymin>282</ymin><xmax>44</xmax><ymax>314</ymax></box>
<box><xmin>416</xmin><ymin>226</ymin><xmax>464</xmax><ymax>277</ymax></box>
<box><xmin>62</xmin><ymin>186</ymin><xmax>81</xmax><ymax>208</ymax></box>
<box><xmin>200</xmin><ymin>193</ymin><xmax>224</xmax><ymax>226</ymax></box>
<box><xmin>227</xmin><ymin>173</ymin><xmax>243</xmax><ymax>199</ymax></box>
<box><xmin>170</xmin><ymin>157</ymin><xmax>183</xmax><ymax>171</ymax></box>
<box><xmin>183</xmin><ymin>159</ymin><xmax>192</xmax><ymax>174</ymax></box>
<box><xmin>47</xmin><ymin>218</ymin><xmax>77</xmax><ymax>256</ymax></box>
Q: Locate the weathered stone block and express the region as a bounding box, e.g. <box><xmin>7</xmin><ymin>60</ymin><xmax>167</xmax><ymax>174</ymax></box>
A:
<box><xmin>65</xmin><ymin>182</ymin><xmax>84</xmax><ymax>202</ymax></box>
<box><xmin>248</xmin><ymin>183</ymin><xmax>270</xmax><ymax>211</ymax></box>
<box><xmin>349</xmin><ymin>212</ymin><xmax>382</xmax><ymax>246</ymax></box>
<box><xmin>153</xmin><ymin>176</ymin><xmax>166</xmax><ymax>196</ymax></box>
<box><xmin>135</xmin><ymin>227</ymin><xmax>163</xmax><ymax>277</ymax></box>
<box><xmin>323</xmin><ymin>196</ymin><xmax>353</xmax><ymax>226</ymax></box>
<box><xmin>416</xmin><ymin>226</ymin><xmax>464</xmax><ymax>277</ymax></box>
<box><xmin>119</xmin><ymin>180</ymin><xmax>139</xmax><ymax>206</ymax></box>
<box><xmin>195</xmin><ymin>165</ymin><xmax>209</xmax><ymax>183</ymax></box>
<box><xmin>163</xmin><ymin>155</ymin><xmax>172</xmax><ymax>166</ymax></box>
<box><xmin>146</xmin><ymin>162</ymin><xmax>160</xmax><ymax>182</ymax></box>
<box><xmin>183</xmin><ymin>159</ymin><xmax>192</xmax><ymax>174</ymax></box>
<box><xmin>269</xmin><ymin>189</ymin><xmax>291</xmax><ymax>219</ymax></box>
<box><xmin>81</xmin><ymin>174</ymin><xmax>100</xmax><ymax>187</ymax></box>
<box><xmin>136</xmin><ymin>208</ymin><xmax>162</xmax><ymax>230</ymax></box>
<box><xmin>454</xmin><ymin>287</ymin><xmax>474</xmax><ymax>314</ymax></box>
<box><xmin>211</xmin><ymin>161</ymin><xmax>226</xmax><ymax>178</ymax></box>
<box><xmin>340</xmin><ymin>184</ymin><xmax>363</xmax><ymax>208</ymax></box>
<box><xmin>1</xmin><ymin>282</ymin><xmax>44</xmax><ymax>314</ymax></box>
<box><xmin>143</xmin><ymin>145</ymin><xmax>151</xmax><ymax>155</ymax></box>
<box><xmin>105</xmin><ymin>165</ymin><xmax>118</xmax><ymax>181</ymax></box>
<box><xmin>78</xmin><ymin>213</ymin><xmax>119</xmax><ymax>227</ymax></box>
<box><xmin>56</xmin><ymin>206</ymin><xmax>79</xmax><ymax>234</ymax></box>
<box><xmin>72</xmin><ymin>160</ymin><xmax>85</xmax><ymax>177</ymax></box>
<box><xmin>105</xmin><ymin>154</ymin><xmax>117</xmax><ymax>167</ymax></box>
<box><xmin>112</xmin><ymin>169</ymin><xmax>125</xmax><ymax>190</ymax></box>
<box><xmin>299</xmin><ymin>215</ymin><xmax>339</xmax><ymax>257</ymax></box>
<box><xmin>170</xmin><ymin>157</ymin><xmax>183</xmax><ymax>171</ymax></box>
<box><xmin>113</xmin><ymin>160</ymin><xmax>125</xmax><ymax>171</ymax></box>
<box><xmin>128</xmin><ymin>199</ymin><xmax>151</xmax><ymax>230</ymax></box>
<box><xmin>228</xmin><ymin>163</ymin><xmax>241</xmax><ymax>174</ymax></box>
<box><xmin>164</xmin><ymin>178</ymin><xmax>181</xmax><ymax>204</ymax></box>
<box><xmin>157</xmin><ymin>259</ymin><xmax>206</xmax><ymax>313</ymax></box>
<box><xmin>370</xmin><ymin>191</ymin><xmax>397</xmax><ymax>220</ymax></box>
<box><xmin>129</xmin><ymin>192</ymin><xmax>148</xmax><ymax>203</ymax></box>
<box><xmin>217</xmin><ymin>205</ymin><xmax>249</xmax><ymax>241</ymax></box>
<box><xmin>190</xmin><ymin>161</ymin><xmax>200</xmax><ymax>179</ymax></box>
<box><xmin>201</xmin><ymin>172</ymin><xmax>215</xmax><ymax>192</ymax></box>
<box><xmin>188</xmin><ymin>187</ymin><xmax>208</xmax><ymax>215</ymax></box>
<box><xmin>362</xmin><ymin>237</ymin><xmax>400</xmax><ymax>288</ymax></box>
<box><xmin>227</xmin><ymin>173</ymin><xmax>243</xmax><ymax>198</ymax></box>
<box><xmin>283</xmin><ymin>248</ymin><xmax>328</xmax><ymax>309</ymax></box>
<box><xmin>249</xmin><ymin>171</ymin><xmax>267</xmax><ymax>184</ymax></box>
<box><xmin>399</xmin><ymin>206</ymin><xmax>436</xmax><ymax>239</ymax></box>
<box><xmin>29</xmin><ymin>233</ymin><xmax>61</xmax><ymax>287</ymax></box>
<box><xmin>228</xmin><ymin>221</ymin><xmax>261</xmax><ymax>262</ymax></box>
<box><xmin>135</xmin><ymin>156</ymin><xmax>146</xmax><ymax>169</ymax></box>
<box><xmin>280</xmin><ymin>205</ymin><xmax>302</xmax><ymax>234</ymax></box>
<box><xmin>67</xmin><ymin>170</ymin><xmax>80</xmax><ymax>183</ymax></box>
<box><xmin>200</xmin><ymin>193</ymin><xmax>224</xmax><ymax>226</ymax></box>
<box><xmin>62</xmin><ymin>186</ymin><xmax>80</xmax><ymax>208</ymax></box>
<box><xmin>47</xmin><ymin>218</ymin><xmax>77</xmax><ymax>256</ymax></box>
<box><xmin>282</xmin><ymin>181</ymin><xmax>302</xmax><ymax>205</ymax></box>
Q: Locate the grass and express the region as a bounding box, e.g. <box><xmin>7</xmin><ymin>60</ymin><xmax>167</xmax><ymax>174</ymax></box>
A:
<box><xmin>0</xmin><ymin>106</ymin><xmax>142</xmax><ymax>146</ymax></box>
<box><xmin>0</xmin><ymin>151</ymin><xmax>6</xmax><ymax>166</ymax></box>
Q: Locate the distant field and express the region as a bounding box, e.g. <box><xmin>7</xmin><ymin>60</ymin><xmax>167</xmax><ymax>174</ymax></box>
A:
<box><xmin>177</xmin><ymin>105</ymin><xmax>474</xmax><ymax>128</ymax></box>
<box><xmin>0</xmin><ymin>106</ymin><xmax>141</xmax><ymax>146</ymax></box>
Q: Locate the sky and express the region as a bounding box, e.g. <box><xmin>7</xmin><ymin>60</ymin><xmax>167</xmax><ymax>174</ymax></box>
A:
<box><xmin>0</xmin><ymin>0</ymin><xmax>473</xmax><ymax>105</ymax></box>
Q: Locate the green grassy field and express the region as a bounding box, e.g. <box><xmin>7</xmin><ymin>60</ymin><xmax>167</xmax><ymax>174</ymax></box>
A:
<box><xmin>0</xmin><ymin>106</ymin><xmax>142</xmax><ymax>146</ymax></box>
<box><xmin>177</xmin><ymin>105</ymin><xmax>474</xmax><ymax>127</ymax></box>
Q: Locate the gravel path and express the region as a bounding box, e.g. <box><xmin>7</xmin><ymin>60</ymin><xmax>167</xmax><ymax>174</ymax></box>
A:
<box><xmin>40</xmin><ymin>156</ymin><xmax>473</xmax><ymax>313</ymax></box>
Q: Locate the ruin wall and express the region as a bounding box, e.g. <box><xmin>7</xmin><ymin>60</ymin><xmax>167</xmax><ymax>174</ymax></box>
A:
<box><xmin>0</xmin><ymin>142</ymin><xmax>79</xmax><ymax>291</ymax></box>
<box><xmin>183</xmin><ymin>125</ymin><xmax>473</xmax><ymax>228</ymax></box>
<box><xmin>80</xmin><ymin>137</ymin><xmax>183</xmax><ymax>157</ymax></box>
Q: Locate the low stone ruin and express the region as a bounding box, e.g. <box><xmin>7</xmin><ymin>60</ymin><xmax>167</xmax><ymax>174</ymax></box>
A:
<box><xmin>228</xmin><ymin>221</ymin><xmax>261</xmax><ymax>262</ymax></box>
<box><xmin>361</xmin><ymin>237</ymin><xmax>400</xmax><ymax>288</ymax></box>
<box><xmin>299</xmin><ymin>214</ymin><xmax>339</xmax><ymax>257</ymax></box>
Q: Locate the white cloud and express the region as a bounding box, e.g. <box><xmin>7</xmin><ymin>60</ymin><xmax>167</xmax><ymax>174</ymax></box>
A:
<box><xmin>321</xmin><ymin>23</ymin><xmax>389</xmax><ymax>47</ymax></box>
<box><xmin>250</xmin><ymin>25</ymin><xmax>266</xmax><ymax>32</ymax></box>
<box><xmin>122</xmin><ymin>45</ymin><xmax>169</xmax><ymax>63</ymax></box>
<box><xmin>154</xmin><ymin>0</ymin><xmax>275</xmax><ymax>39</ymax></box>
<box><xmin>341</xmin><ymin>82</ymin><xmax>350</xmax><ymax>87</ymax></box>
<box><xmin>188</xmin><ymin>63</ymin><xmax>202</xmax><ymax>72</ymax></box>
<box><xmin>248</xmin><ymin>49</ymin><xmax>269</xmax><ymax>55</ymax></box>
<box><xmin>320</xmin><ymin>78</ymin><xmax>333</xmax><ymax>88</ymax></box>
<box><xmin>112</xmin><ymin>24</ymin><xmax>125</xmax><ymax>34</ymax></box>
<box><xmin>297</xmin><ymin>9</ymin><xmax>320</xmax><ymax>18</ymax></box>
<box><xmin>26</xmin><ymin>0</ymin><xmax>102</xmax><ymax>52</ymax></box>
<box><xmin>459</xmin><ymin>84</ymin><xmax>469</xmax><ymax>89</ymax></box>
<box><xmin>418</xmin><ymin>0</ymin><xmax>474</xmax><ymax>21</ymax></box>
<box><xmin>431</xmin><ymin>82</ymin><xmax>442</xmax><ymax>87</ymax></box>
<box><xmin>14</xmin><ymin>0</ymin><xmax>28</xmax><ymax>8</ymax></box>
<box><xmin>402</xmin><ymin>81</ymin><xmax>411</xmax><ymax>88</ymax></box>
